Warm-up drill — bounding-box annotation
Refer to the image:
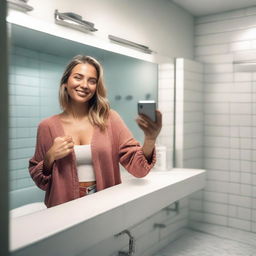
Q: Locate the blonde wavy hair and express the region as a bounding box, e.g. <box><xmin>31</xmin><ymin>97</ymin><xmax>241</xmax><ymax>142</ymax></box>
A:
<box><xmin>59</xmin><ymin>55</ymin><xmax>110</xmax><ymax>130</ymax></box>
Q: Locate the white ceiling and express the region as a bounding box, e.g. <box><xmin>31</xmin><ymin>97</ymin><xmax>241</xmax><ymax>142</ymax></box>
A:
<box><xmin>172</xmin><ymin>0</ymin><xmax>256</xmax><ymax>16</ymax></box>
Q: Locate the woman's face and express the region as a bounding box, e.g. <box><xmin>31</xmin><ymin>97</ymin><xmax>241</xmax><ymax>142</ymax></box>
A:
<box><xmin>65</xmin><ymin>63</ymin><xmax>98</xmax><ymax>104</ymax></box>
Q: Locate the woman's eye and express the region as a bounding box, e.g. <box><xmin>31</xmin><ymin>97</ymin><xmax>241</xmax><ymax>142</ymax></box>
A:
<box><xmin>89</xmin><ymin>79</ymin><xmax>97</xmax><ymax>84</ymax></box>
<box><xmin>74</xmin><ymin>76</ymin><xmax>81</xmax><ymax>80</ymax></box>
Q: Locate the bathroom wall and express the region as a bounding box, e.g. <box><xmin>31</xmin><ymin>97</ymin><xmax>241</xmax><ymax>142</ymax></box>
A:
<box><xmin>27</xmin><ymin>0</ymin><xmax>194</xmax><ymax>59</ymax></box>
<box><xmin>175</xmin><ymin>58</ymin><xmax>204</xmax><ymax>169</ymax></box>
<box><xmin>9</xmin><ymin>46</ymin><xmax>67</xmax><ymax>191</ymax></box>
<box><xmin>190</xmin><ymin>7</ymin><xmax>256</xmax><ymax>233</ymax></box>
<box><xmin>7</xmin><ymin>1</ymin><xmax>195</xmax><ymax>254</ymax></box>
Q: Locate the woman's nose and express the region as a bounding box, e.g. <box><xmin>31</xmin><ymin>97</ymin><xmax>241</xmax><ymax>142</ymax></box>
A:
<box><xmin>80</xmin><ymin>80</ymin><xmax>89</xmax><ymax>88</ymax></box>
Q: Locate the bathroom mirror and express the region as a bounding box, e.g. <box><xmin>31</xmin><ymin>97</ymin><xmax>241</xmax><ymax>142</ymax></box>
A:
<box><xmin>8</xmin><ymin>23</ymin><xmax>158</xmax><ymax>210</ymax></box>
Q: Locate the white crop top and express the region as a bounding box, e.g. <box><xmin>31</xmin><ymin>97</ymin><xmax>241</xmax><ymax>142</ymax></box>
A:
<box><xmin>74</xmin><ymin>144</ymin><xmax>96</xmax><ymax>182</ymax></box>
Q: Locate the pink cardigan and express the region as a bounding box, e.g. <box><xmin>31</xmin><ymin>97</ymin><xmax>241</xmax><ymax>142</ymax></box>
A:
<box><xmin>29</xmin><ymin>110</ymin><xmax>156</xmax><ymax>208</ymax></box>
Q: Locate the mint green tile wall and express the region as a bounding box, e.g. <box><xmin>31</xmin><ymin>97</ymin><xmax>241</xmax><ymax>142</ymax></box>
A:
<box><xmin>103</xmin><ymin>54</ymin><xmax>158</xmax><ymax>143</ymax></box>
<box><xmin>9</xmin><ymin>46</ymin><xmax>67</xmax><ymax>191</ymax></box>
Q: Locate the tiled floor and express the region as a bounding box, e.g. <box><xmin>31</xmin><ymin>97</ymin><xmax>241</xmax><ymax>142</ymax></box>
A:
<box><xmin>154</xmin><ymin>224</ymin><xmax>256</xmax><ymax>256</ymax></box>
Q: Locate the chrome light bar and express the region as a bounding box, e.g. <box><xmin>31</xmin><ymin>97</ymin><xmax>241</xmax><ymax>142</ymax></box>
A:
<box><xmin>233</xmin><ymin>61</ymin><xmax>256</xmax><ymax>72</ymax></box>
<box><xmin>108</xmin><ymin>35</ymin><xmax>153</xmax><ymax>54</ymax></box>
<box><xmin>7</xmin><ymin>0</ymin><xmax>33</xmax><ymax>12</ymax></box>
<box><xmin>54</xmin><ymin>10</ymin><xmax>97</xmax><ymax>33</ymax></box>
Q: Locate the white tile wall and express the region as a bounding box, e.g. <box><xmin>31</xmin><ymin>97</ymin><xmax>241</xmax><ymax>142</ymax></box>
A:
<box><xmin>175</xmin><ymin>58</ymin><xmax>204</xmax><ymax>169</ymax></box>
<box><xmin>157</xmin><ymin>63</ymin><xmax>175</xmax><ymax>169</ymax></box>
<box><xmin>190</xmin><ymin>7</ymin><xmax>256</xmax><ymax>234</ymax></box>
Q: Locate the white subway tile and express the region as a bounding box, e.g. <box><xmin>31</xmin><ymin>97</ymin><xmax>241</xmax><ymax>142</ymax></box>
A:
<box><xmin>228</xmin><ymin>205</ymin><xmax>237</xmax><ymax>217</ymax></box>
<box><xmin>204</xmin><ymin>64</ymin><xmax>233</xmax><ymax>74</ymax></box>
<box><xmin>230</xmin><ymin>41</ymin><xmax>252</xmax><ymax>51</ymax></box>
<box><xmin>234</xmin><ymin>72</ymin><xmax>252</xmax><ymax>82</ymax></box>
<box><xmin>205</xmin><ymin>136</ymin><xmax>229</xmax><ymax>148</ymax></box>
<box><xmin>184</xmin><ymin>80</ymin><xmax>203</xmax><ymax>91</ymax></box>
<box><xmin>228</xmin><ymin>182</ymin><xmax>240</xmax><ymax>194</ymax></box>
<box><xmin>229</xmin><ymin>195</ymin><xmax>251</xmax><ymax>208</ymax></box>
<box><xmin>228</xmin><ymin>217</ymin><xmax>251</xmax><ymax>231</ymax></box>
<box><xmin>230</xmin><ymin>115</ymin><xmax>252</xmax><ymax>126</ymax></box>
<box><xmin>233</xmin><ymin>82</ymin><xmax>252</xmax><ymax>93</ymax></box>
<box><xmin>230</xmin><ymin>138</ymin><xmax>239</xmax><ymax>148</ymax></box>
<box><xmin>204</xmin><ymin>191</ymin><xmax>228</xmax><ymax>204</ymax></box>
<box><xmin>205</xmin><ymin>126</ymin><xmax>230</xmax><ymax>137</ymax></box>
<box><xmin>230</xmin><ymin>149</ymin><xmax>240</xmax><ymax>159</ymax></box>
<box><xmin>184</xmin><ymin>123</ymin><xmax>203</xmax><ymax>134</ymax></box>
<box><xmin>240</xmin><ymin>184</ymin><xmax>252</xmax><ymax>196</ymax></box>
<box><xmin>196</xmin><ymin>9</ymin><xmax>246</xmax><ymax>24</ymax></box>
<box><xmin>241</xmin><ymin>149</ymin><xmax>252</xmax><ymax>161</ymax></box>
<box><xmin>204</xmin><ymin>83</ymin><xmax>232</xmax><ymax>93</ymax></box>
<box><xmin>240</xmin><ymin>127</ymin><xmax>252</xmax><ymax>138</ymax></box>
<box><xmin>198</xmin><ymin>54</ymin><xmax>233</xmax><ymax>64</ymax></box>
<box><xmin>204</xmin><ymin>158</ymin><xmax>229</xmax><ymax>170</ymax></box>
<box><xmin>196</xmin><ymin>27</ymin><xmax>256</xmax><ymax>47</ymax></box>
<box><xmin>204</xmin><ymin>92</ymin><xmax>230</xmax><ymax>103</ymax></box>
<box><xmin>234</xmin><ymin>50</ymin><xmax>256</xmax><ymax>62</ymax></box>
<box><xmin>241</xmin><ymin>161</ymin><xmax>252</xmax><ymax>172</ymax></box>
<box><xmin>189</xmin><ymin>199</ymin><xmax>203</xmax><ymax>211</ymax></box>
<box><xmin>184</xmin><ymin>71</ymin><xmax>203</xmax><ymax>82</ymax></box>
<box><xmin>229</xmin><ymin>159</ymin><xmax>240</xmax><ymax>171</ymax></box>
<box><xmin>189</xmin><ymin>211</ymin><xmax>204</xmax><ymax>222</ymax></box>
<box><xmin>252</xmin><ymin>175</ymin><xmax>256</xmax><ymax>185</ymax></box>
<box><xmin>204</xmin><ymin>114</ymin><xmax>229</xmax><ymax>126</ymax></box>
<box><xmin>196</xmin><ymin>16</ymin><xmax>256</xmax><ymax>36</ymax></box>
<box><xmin>204</xmin><ymin>201</ymin><xmax>228</xmax><ymax>215</ymax></box>
<box><xmin>183</xmin><ymin>59</ymin><xmax>203</xmax><ymax>73</ymax></box>
<box><xmin>230</xmin><ymin>93</ymin><xmax>252</xmax><ymax>103</ymax></box>
<box><xmin>195</xmin><ymin>44</ymin><xmax>229</xmax><ymax>56</ymax></box>
<box><xmin>184</xmin><ymin>90</ymin><xmax>203</xmax><ymax>102</ymax></box>
<box><xmin>230</xmin><ymin>103</ymin><xmax>252</xmax><ymax>114</ymax></box>
<box><xmin>205</xmin><ymin>147</ymin><xmax>229</xmax><ymax>159</ymax></box>
<box><xmin>203</xmin><ymin>212</ymin><xmax>228</xmax><ymax>226</ymax></box>
<box><xmin>206</xmin><ymin>180</ymin><xmax>229</xmax><ymax>193</ymax></box>
<box><xmin>230</xmin><ymin>172</ymin><xmax>240</xmax><ymax>183</ymax></box>
<box><xmin>252</xmin><ymin>210</ymin><xmax>256</xmax><ymax>222</ymax></box>
<box><xmin>207</xmin><ymin>170</ymin><xmax>229</xmax><ymax>182</ymax></box>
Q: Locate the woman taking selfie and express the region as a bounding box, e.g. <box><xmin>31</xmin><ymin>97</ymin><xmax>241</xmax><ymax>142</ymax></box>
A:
<box><xmin>29</xmin><ymin>55</ymin><xmax>162</xmax><ymax>208</ymax></box>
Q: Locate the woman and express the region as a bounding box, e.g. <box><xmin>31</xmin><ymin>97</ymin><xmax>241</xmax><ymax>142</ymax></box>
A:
<box><xmin>29</xmin><ymin>55</ymin><xmax>162</xmax><ymax>208</ymax></box>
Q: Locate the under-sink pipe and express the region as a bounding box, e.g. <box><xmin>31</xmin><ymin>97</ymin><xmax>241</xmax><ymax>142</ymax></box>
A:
<box><xmin>165</xmin><ymin>201</ymin><xmax>180</xmax><ymax>214</ymax></box>
<box><xmin>115</xmin><ymin>229</ymin><xmax>135</xmax><ymax>256</ymax></box>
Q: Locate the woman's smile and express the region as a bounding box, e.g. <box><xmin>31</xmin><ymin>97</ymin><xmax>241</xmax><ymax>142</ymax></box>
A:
<box><xmin>75</xmin><ymin>89</ymin><xmax>89</xmax><ymax>97</ymax></box>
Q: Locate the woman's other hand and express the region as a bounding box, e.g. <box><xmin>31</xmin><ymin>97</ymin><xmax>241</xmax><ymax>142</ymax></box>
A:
<box><xmin>44</xmin><ymin>136</ymin><xmax>74</xmax><ymax>170</ymax></box>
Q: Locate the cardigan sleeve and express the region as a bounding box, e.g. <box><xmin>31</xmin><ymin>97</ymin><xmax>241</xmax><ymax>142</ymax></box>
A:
<box><xmin>110</xmin><ymin>110</ymin><xmax>156</xmax><ymax>178</ymax></box>
<box><xmin>28</xmin><ymin>120</ymin><xmax>54</xmax><ymax>191</ymax></box>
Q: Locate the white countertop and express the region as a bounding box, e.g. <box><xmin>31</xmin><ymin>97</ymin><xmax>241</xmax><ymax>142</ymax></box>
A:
<box><xmin>10</xmin><ymin>168</ymin><xmax>206</xmax><ymax>256</ymax></box>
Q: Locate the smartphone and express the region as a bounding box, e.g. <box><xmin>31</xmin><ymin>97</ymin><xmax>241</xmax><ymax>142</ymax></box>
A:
<box><xmin>137</xmin><ymin>100</ymin><xmax>156</xmax><ymax>122</ymax></box>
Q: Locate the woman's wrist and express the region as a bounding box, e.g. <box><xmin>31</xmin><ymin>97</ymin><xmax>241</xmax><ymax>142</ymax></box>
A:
<box><xmin>142</xmin><ymin>137</ymin><xmax>156</xmax><ymax>162</ymax></box>
<box><xmin>44</xmin><ymin>150</ymin><xmax>55</xmax><ymax>172</ymax></box>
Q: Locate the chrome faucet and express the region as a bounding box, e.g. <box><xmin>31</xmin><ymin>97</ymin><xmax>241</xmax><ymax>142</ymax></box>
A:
<box><xmin>115</xmin><ymin>229</ymin><xmax>135</xmax><ymax>256</ymax></box>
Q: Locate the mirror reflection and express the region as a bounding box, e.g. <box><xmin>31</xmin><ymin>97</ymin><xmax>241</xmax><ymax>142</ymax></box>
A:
<box><xmin>9</xmin><ymin>24</ymin><xmax>159</xmax><ymax>211</ymax></box>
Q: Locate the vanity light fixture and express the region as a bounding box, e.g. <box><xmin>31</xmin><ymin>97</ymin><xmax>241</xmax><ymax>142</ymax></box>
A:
<box><xmin>54</xmin><ymin>10</ymin><xmax>98</xmax><ymax>33</ymax></box>
<box><xmin>108</xmin><ymin>35</ymin><xmax>153</xmax><ymax>54</ymax></box>
<box><xmin>233</xmin><ymin>61</ymin><xmax>256</xmax><ymax>72</ymax></box>
<box><xmin>7</xmin><ymin>0</ymin><xmax>33</xmax><ymax>12</ymax></box>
